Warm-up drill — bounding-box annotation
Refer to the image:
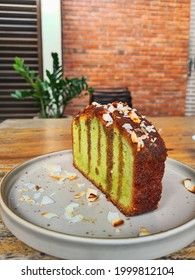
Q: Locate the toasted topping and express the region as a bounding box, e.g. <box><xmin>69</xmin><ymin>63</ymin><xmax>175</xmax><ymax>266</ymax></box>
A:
<box><xmin>122</xmin><ymin>123</ymin><xmax>132</xmax><ymax>131</ymax></box>
<box><xmin>19</xmin><ymin>194</ymin><xmax>35</xmax><ymax>204</ymax></box>
<box><xmin>139</xmin><ymin>227</ymin><xmax>152</xmax><ymax>236</ymax></box>
<box><xmin>86</xmin><ymin>188</ymin><xmax>99</xmax><ymax>202</ymax></box>
<box><xmin>89</xmin><ymin>101</ymin><xmax>161</xmax><ymax>151</ymax></box>
<box><xmin>102</xmin><ymin>113</ymin><xmax>113</xmax><ymax>126</ymax></box>
<box><xmin>40</xmin><ymin>195</ymin><xmax>55</xmax><ymax>206</ymax></box>
<box><xmin>145</xmin><ymin>125</ymin><xmax>156</xmax><ymax>133</ymax></box>
<box><xmin>107</xmin><ymin>211</ymin><xmax>124</xmax><ymax>227</ymax></box>
<box><xmin>68</xmin><ymin>174</ymin><xmax>78</xmax><ymax>181</ymax></box>
<box><xmin>41</xmin><ymin>212</ymin><xmax>59</xmax><ymax>219</ymax></box>
<box><xmin>76</xmin><ymin>183</ymin><xmax>85</xmax><ymax>188</ymax></box>
<box><xmin>65</xmin><ymin>203</ymin><xmax>79</xmax><ymax>220</ymax></box>
<box><xmin>183</xmin><ymin>178</ymin><xmax>195</xmax><ymax>194</ymax></box>
<box><xmin>112</xmin><ymin>219</ymin><xmax>124</xmax><ymax>227</ymax></box>
<box><xmin>49</xmin><ymin>174</ymin><xmax>66</xmax><ymax>181</ymax></box>
<box><xmin>74</xmin><ymin>191</ymin><xmax>86</xmax><ymax>199</ymax></box>
<box><xmin>108</xmin><ymin>104</ymin><xmax>115</xmax><ymax>113</ymax></box>
<box><xmin>103</xmin><ymin>113</ymin><xmax>113</xmax><ymax>122</ymax></box>
<box><xmin>69</xmin><ymin>214</ymin><xmax>84</xmax><ymax>223</ymax></box>
<box><xmin>131</xmin><ymin>131</ymin><xmax>138</xmax><ymax>144</ymax></box>
<box><xmin>128</xmin><ymin>111</ymin><xmax>141</xmax><ymax>123</ymax></box>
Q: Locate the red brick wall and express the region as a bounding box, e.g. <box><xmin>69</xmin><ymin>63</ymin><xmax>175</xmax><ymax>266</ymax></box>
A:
<box><xmin>62</xmin><ymin>0</ymin><xmax>190</xmax><ymax>116</ymax></box>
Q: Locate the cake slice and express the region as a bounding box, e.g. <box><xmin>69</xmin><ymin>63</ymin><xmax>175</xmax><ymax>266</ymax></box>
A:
<box><xmin>72</xmin><ymin>102</ymin><xmax>167</xmax><ymax>216</ymax></box>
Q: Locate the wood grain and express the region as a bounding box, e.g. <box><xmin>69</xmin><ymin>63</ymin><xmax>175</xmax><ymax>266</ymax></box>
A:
<box><xmin>0</xmin><ymin>117</ymin><xmax>194</xmax><ymax>259</ymax></box>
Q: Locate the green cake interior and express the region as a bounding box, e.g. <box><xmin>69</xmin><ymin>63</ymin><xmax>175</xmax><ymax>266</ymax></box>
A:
<box><xmin>73</xmin><ymin>116</ymin><xmax>134</xmax><ymax>210</ymax></box>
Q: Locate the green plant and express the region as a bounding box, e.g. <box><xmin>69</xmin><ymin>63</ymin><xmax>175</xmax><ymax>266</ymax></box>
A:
<box><xmin>11</xmin><ymin>52</ymin><xmax>94</xmax><ymax>118</ymax></box>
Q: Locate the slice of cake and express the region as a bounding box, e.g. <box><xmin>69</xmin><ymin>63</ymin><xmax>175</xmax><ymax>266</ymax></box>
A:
<box><xmin>72</xmin><ymin>102</ymin><xmax>167</xmax><ymax>216</ymax></box>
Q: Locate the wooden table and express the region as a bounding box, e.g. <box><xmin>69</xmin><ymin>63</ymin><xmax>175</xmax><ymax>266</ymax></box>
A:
<box><xmin>0</xmin><ymin>117</ymin><xmax>194</xmax><ymax>259</ymax></box>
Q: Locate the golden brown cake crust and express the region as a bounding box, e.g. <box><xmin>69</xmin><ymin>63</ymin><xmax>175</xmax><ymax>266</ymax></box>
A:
<box><xmin>73</xmin><ymin>102</ymin><xmax>167</xmax><ymax>216</ymax></box>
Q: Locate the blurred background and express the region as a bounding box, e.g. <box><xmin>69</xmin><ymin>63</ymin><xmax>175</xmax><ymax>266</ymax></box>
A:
<box><xmin>0</xmin><ymin>0</ymin><xmax>195</xmax><ymax>120</ymax></box>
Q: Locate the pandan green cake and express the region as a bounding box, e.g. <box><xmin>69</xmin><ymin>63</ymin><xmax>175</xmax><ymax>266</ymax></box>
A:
<box><xmin>72</xmin><ymin>102</ymin><xmax>167</xmax><ymax>216</ymax></box>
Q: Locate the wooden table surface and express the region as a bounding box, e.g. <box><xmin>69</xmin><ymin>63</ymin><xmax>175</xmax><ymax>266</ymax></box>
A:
<box><xmin>0</xmin><ymin>117</ymin><xmax>194</xmax><ymax>260</ymax></box>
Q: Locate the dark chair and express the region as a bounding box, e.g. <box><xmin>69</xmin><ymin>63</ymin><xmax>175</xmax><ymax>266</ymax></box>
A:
<box><xmin>89</xmin><ymin>87</ymin><xmax>132</xmax><ymax>107</ymax></box>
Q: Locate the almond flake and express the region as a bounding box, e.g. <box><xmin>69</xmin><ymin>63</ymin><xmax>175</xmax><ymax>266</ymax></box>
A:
<box><xmin>122</xmin><ymin>123</ymin><xmax>132</xmax><ymax>131</ymax></box>
<box><xmin>40</xmin><ymin>196</ymin><xmax>55</xmax><ymax>206</ymax></box>
<box><xmin>33</xmin><ymin>192</ymin><xmax>41</xmax><ymax>200</ymax></box>
<box><xmin>151</xmin><ymin>137</ymin><xmax>157</xmax><ymax>143</ymax></box>
<box><xmin>107</xmin><ymin>211</ymin><xmax>124</xmax><ymax>227</ymax></box>
<box><xmin>137</xmin><ymin>137</ymin><xmax>144</xmax><ymax>151</ymax></box>
<box><xmin>108</xmin><ymin>104</ymin><xmax>115</xmax><ymax>113</ymax></box>
<box><xmin>69</xmin><ymin>214</ymin><xmax>84</xmax><ymax>223</ymax></box>
<box><xmin>92</xmin><ymin>102</ymin><xmax>101</xmax><ymax>107</ymax></box>
<box><xmin>145</xmin><ymin>125</ymin><xmax>156</xmax><ymax>133</ymax></box>
<box><xmin>19</xmin><ymin>194</ymin><xmax>30</xmax><ymax>201</ymax></box>
<box><xmin>65</xmin><ymin>203</ymin><xmax>79</xmax><ymax>220</ymax></box>
<box><xmin>131</xmin><ymin>131</ymin><xmax>138</xmax><ymax>143</ymax></box>
<box><xmin>128</xmin><ymin>111</ymin><xmax>141</xmax><ymax>123</ymax></box>
<box><xmin>139</xmin><ymin>227</ymin><xmax>151</xmax><ymax>236</ymax></box>
<box><xmin>103</xmin><ymin>113</ymin><xmax>113</xmax><ymax>124</ymax></box>
<box><xmin>49</xmin><ymin>174</ymin><xmax>66</xmax><ymax>181</ymax></box>
<box><xmin>112</xmin><ymin>219</ymin><xmax>124</xmax><ymax>227</ymax></box>
<box><xmin>76</xmin><ymin>183</ymin><xmax>85</xmax><ymax>188</ymax></box>
<box><xmin>74</xmin><ymin>191</ymin><xmax>86</xmax><ymax>199</ymax></box>
<box><xmin>41</xmin><ymin>212</ymin><xmax>59</xmax><ymax>219</ymax></box>
<box><xmin>68</xmin><ymin>175</ymin><xmax>78</xmax><ymax>181</ymax></box>
<box><xmin>183</xmin><ymin>178</ymin><xmax>195</xmax><ymax>194</ymax></box>
<box><xmin>139</xmin><ymin>231</ymin><xmax>151</xmax><ymax>236</ymax></box>
<box><xmin>86</xmin><ymin>188</ymin><xmax>99</xmax><ymax>202</ymax></box>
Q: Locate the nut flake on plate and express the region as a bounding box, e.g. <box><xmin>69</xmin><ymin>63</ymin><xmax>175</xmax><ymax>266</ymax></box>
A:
<box><xmin>74</xmin><ymin>191</ymin><xmax>86</xmax><ymax>199</ymax></box>
<box><xmin>183</xmin><ymin>178</ymin><xmax>195</xmax><ymax>194</ymax></box>
<box><xmin>139</xmin><ymin>227</ymin><xmax>152</xmax><ymax>236</ymax></box>
<box><xmin>76</xmin><ymin>183</ymin><xmax>85</xmax><ymax>188</ymax></box>
<box><xmin>41</xmin><ymin>212</ymin><xmax>59</xmax><ymax>219</ymax></box>
<box><xmin>64</xmin><ymin>203</ymin><xmax>84</xmax><ymax>223</ymax></box>
<box><xmin>69</xmin><ymin>214</ymin><xmax>84</xmax><ymax>223</ymax></box>
<box><xmin>19</xmin><ymin>194</ymin><xmax>35</xmax><ymax>204</ymax></box>
<box><xmin>86</xmin><ymin>188</ymin><xmax>99</xmax><ymax>202</ymax></box>
<box><xmin>107</xmin><ymin>211</ymin><xmax>124</xmax><ymax>227</ymax></box>
<box><xmin>40</xmin><ymin>195</ymin><xmax>55</xmax><ymax>206</ymax></box>
<box><xmin>68</xmin><ymin>174</ymin><xmax>78</xmax><ymax>181</ymax></box>
<box><xmin>64</xmin><ymin>202</ymin><xmax>79</xmax><ymax>220</ymax></box>
<box><xmin>49</xmin><ymin>174</ymin><xmax>67</xmax><ymax>181</ymax></box>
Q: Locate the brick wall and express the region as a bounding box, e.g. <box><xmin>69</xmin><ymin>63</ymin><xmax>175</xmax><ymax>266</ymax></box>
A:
<box><xmin>62</xmin><ymin>0</ymin><xmax>191</xmax><ymax>116</ymax></box>
<box><xmin>186</xmin><ymin>0</ymin><xmax>195</xmax><ymax>116</ymax></box>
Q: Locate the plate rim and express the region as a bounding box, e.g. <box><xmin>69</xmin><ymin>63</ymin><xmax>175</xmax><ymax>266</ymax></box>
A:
<box><xmin>0</xmin><ymin>149</ymin><xmax>195</xmax><ymax>246</ymax></box>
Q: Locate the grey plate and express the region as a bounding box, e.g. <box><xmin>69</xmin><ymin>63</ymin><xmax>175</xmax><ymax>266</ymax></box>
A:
<box><xmin>0</xmin><ymin>150</ymin><xmax>195</xmax><ymax>259</ymax></box>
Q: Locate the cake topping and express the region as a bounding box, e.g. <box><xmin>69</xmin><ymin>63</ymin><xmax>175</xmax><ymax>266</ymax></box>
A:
<box><xmin>91</xmin><ymin>101</ymin><xmax>160</xmax><ymax>151</ymax></box>
<box><xmin>103</xmin><ymin>113</ymin><xmax>113</xmax><ymax>122</ymax></box>
<box><xmin>122</xmin><ymin>123</ymin><xmax>133</xmax><ymax>131</ymax></box>
<box><xmin>127</xmin><ymin>111</ymin><xmax>141</xmax><ymax>124</ymax></box>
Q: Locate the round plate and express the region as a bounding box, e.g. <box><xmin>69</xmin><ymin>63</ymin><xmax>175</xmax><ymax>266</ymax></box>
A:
<box><xmin>0</xmin><ymin>150</ymin><xmax>195</xmax><ymax>259</ymax></box>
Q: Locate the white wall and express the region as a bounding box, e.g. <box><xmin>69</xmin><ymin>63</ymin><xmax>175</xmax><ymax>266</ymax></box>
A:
<box><xmin>41</xmin><ymin>0</ymin><xmax>62</xmax><ymax>79</ymax></box>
